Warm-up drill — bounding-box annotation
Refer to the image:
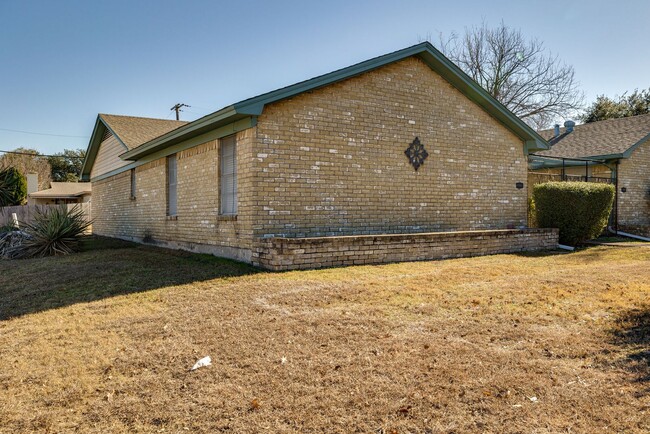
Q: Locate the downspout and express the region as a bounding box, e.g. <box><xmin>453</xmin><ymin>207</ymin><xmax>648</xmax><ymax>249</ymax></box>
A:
<box><xmin>614</xmin><ymin>160</ymin><xmax>619</xmax><ymax>232</ymax></box>
<box><xmin>607</xmin><ymin>227</ymin><xmax>650</xmax><ymax>242</ymax></box>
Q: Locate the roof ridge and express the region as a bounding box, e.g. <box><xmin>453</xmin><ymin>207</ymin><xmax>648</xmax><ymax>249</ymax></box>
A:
<box><xmin>232</xmin><ymin>43</ymin><xmax>433</xmax><ymax>109</ymax></box>
<box><xmin>99</xmin><ymin>113</ymin><xmax>188</xmax><ymax>123</ymax></box>
<box><xmin>539</xmin><ymin>112</ymin><xmax>650</xmax><ymax>133</ymax></box>
<box><xmin>84</xmin><ymin>42</ymin><xmax>549</xmax><ymax>180</ymax></box>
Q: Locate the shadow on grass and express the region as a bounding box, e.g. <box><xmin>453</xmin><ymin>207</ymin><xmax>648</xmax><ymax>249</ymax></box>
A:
<box><xmin>611</xmin><ymin>306</ymin><xmax>650</xmax><ymax>390</ymax></box>
<box><xmin>511</xmin><ymin>248</ymin><xmax>571</xmax><ymax>258</ymax></box>
<box><xmin>0</xmin><ymin>236</ymin><xmax>261</xmax><ymax>320</ymax></box>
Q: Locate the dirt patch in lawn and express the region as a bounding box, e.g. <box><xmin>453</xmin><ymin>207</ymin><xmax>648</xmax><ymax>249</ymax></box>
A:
<box><xmin>0</xmin><ymin>241</ymin><xmax>648</xmax><ymax>433</ymax></box>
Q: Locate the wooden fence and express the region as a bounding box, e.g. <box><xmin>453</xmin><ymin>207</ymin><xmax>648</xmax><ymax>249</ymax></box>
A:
<box><xmin>0</xmin><ymin>203</ymin><xmax>92</xmax><ymax>228</ymax></box>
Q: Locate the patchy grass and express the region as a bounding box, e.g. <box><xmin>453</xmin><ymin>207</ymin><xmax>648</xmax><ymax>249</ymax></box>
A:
<box><xmin>0</xmin><ymin>239</ymin><xmax>648</xmax><ymax>433</ymax></box>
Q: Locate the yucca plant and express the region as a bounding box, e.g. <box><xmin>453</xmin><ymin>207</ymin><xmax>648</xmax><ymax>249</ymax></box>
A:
<box><xmin>15</xmin><ymin>205</ymin><xmax>92</xmax><ymax>258</ymax></box>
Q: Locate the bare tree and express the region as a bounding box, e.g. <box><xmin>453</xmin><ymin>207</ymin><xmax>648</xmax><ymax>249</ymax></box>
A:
<box><xmin>437</xmin><ymin>22</ymin><xmax>583</xmax><ymax>129</ymax></box>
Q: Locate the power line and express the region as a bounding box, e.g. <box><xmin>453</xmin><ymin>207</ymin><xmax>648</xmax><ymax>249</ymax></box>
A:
<box><xmin>184</xmin><ymin>109</ymin><xmax>208</xmax><ymax>116</ymax></box>
<box><xmin>0</xmin><ymin>149</ymin><xmax>85</xmax><ymax>159</ymax></box>
<box><xmin>0</xmin><ymin>127</ymin><xmax>89</xmax><ymax>139</ymax></box>
<box><xmin>190</xmin><ymin>105</ymin><xmax>214</xmax><ymax>112</ymax></box>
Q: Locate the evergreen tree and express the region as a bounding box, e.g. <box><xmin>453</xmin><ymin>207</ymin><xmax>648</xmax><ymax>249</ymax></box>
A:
<box><xmin>0</xmin><ymin>167</ymin><xmax>28</xmax><ymax>206</ymax></box>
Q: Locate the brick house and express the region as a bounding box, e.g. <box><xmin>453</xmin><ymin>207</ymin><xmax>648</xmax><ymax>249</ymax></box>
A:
<box><xmin>81</xmin><ymin>42</ymin><xmax>558</xmax><ymax>270</ymax></box>
<box><xmin>530</xmin><ymin>115</ymin><xmax>650</xmax><ymax>237</ymax></box>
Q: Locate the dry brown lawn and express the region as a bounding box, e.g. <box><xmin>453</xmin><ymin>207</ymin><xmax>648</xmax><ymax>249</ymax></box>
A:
<box><xmin>0</xmin><ymin>237</ymin><xmax>648</xmax><ymax>433</ymax></box>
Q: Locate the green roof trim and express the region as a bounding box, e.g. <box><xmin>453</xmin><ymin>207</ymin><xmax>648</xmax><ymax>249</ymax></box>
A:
<box><xmin>86</xmin><ymin>116</ymin><xmax>257</xmax><ymax>182</ymax></box>
<box><xmin>528</xmin><ymin>154</ymin><xmax>620</xmax><ymax>171</ymax></box>
<box><xmin>529</xmin><ymin>158</ymin><xmax>616</xmax><ymax>170</ymax></box>
<box><xmin>223</xmin><ymin>42</ymin><xmax>548</xmax><ymax>154</ymax></box>
<box><xmin>118</xmin><ymin>108</ymin><xmax>251</xmax><ymax>161</ymax></box>
<box><xmin>120</xmin><ymin>42</ymin><xmax>549</xmax><ymax>160</ymax></box>
<box><xmin>81</xmin><ymin>116</ymin><xmax>108</xmax><ymax>181</ymax></box>
<box><xmin>80</xmin><ymin>114</ymin><xmax>135</xmax><ymax>181</ymax></box>
<box><xmin>529</xmin><ymin>138</ymin><xmax>649</xmax><ymax>167</ymax></box>
<box><xmin>84</xmin><ymin>42</ymin><xmax>548</xmax><ymax>179</ymax></box>
<box><xmin>528</xmin><ymin>125</ymin><xmax>650</xmax><ymax>171</ymax></box>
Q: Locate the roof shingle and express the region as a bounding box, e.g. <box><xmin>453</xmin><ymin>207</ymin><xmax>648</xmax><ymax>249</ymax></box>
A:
<box><xmin>29</xmin><ymin>182</ymin><xmax>92</xmax><ymax>198</ymax></box>
<box><xmin>99</xmin><ymin>114</ymin><xmax>188</xmax><ymax>150</ymax></box>
<box><xmin>537</xmin><ymin>114</ymin><xmax>650</xmax><ymax>159</ymax></box>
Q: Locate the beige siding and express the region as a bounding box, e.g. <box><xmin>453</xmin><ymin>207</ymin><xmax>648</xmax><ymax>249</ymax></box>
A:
<box><xmin>90</xmin><ymin>133</ymin><xmax>130</xmax><ymax>179</ymax></box>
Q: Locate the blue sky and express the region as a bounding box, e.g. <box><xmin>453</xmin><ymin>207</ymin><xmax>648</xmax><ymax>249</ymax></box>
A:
<box><xmin>1</xmin><ymin>0</ymin><xmax>648</xmax><ymax>154</ymax></box>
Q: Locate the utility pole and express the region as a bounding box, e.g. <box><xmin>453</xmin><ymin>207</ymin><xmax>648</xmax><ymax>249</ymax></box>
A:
<box><xmin>170</xmin><ymin>103</ymin><xmax>190</xmax><ymax>120</ymax></box>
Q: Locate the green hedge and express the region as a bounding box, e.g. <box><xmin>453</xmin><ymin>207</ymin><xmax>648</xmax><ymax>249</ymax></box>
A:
<box><xmin>0</xmin><ymin>167</ymin><xmax>27</xmax><ymax>207</ymax></box>
<box><xmin>532</xmin><ymin>181</ymin><xmax>615</xmax><ymax>246</ymax></box>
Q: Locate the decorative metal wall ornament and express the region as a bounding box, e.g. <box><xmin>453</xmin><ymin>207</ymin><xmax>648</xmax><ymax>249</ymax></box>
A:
<box><xmin>404</xmin><ymin>137</ymin><xmax>428</xmax><ymax>171</ymax></box>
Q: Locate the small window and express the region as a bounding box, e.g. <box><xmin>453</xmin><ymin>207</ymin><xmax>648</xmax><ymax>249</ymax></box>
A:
<box><xmin>130</xmin><ymin>169</ymin><xmax>136</xmax><ymax>200</ymax></box>
<box><xmin>220</xmin><ymin>135</ymin><xmax>237</xmax><ymax>215</ymax></box>
<box><xmin>167</xmin><ymin>155</ymin><xmax>177</xmax><ymax>216</ymax></box>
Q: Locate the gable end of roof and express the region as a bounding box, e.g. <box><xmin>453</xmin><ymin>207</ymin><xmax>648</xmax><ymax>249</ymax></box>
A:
<box><xmin>229</xmin><ymin>42</ymin><xmax>548</xmax><ymax>151</ymax></box>
<box><xmin>81</xmin><ymin>114</ymin><xmax>188</xmax><ymax>181</ymax></box>
<box><xmin>86</xmin><ymin>42</ymin><xmax>549</xmax><ymax>175</ymax></box>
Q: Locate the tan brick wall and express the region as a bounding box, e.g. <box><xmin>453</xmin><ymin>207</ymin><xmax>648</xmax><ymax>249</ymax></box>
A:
<box><xmin>92</xmin><ymin>128</ymin><xmax>255</xmax><ymax>261</ymax></box>
<box><xmin>618</xmin><ymin>141</ymin><xmax>650</xmax><ymax>229</ymax></box>
<box><xmin>253</xmin><ymin>57</ymin><xmax>529</xmax><ymax>238</ymax></box>
<box><xmin>253</xmin><ymin>229</ymin><xmax>559</xmax><ymax>271</ymax></box>
<box><xmin>92</xmin><ymin>56</ymin><xmax>537</xmax><ymax>265</ymax></box>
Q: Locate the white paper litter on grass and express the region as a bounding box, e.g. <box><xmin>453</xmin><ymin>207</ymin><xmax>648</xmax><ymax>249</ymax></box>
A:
<box><xmin>190</xmin><ymin>356</ymin><xmax>212</xmax><ymax>371</ymax></box>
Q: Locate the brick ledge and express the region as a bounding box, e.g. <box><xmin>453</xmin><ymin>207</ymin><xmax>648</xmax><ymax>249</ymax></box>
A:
<box><xmin>253</xmin><ymin>228</ymin><xmax>559</xmax><ymax>271</ymax></box>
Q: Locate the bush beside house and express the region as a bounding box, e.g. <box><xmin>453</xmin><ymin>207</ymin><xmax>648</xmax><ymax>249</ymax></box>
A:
<box><xmin>0</xmin><ymin>167</ymin><xmax>27</xmax><ymax>206</ymax></box>
<box><xmin>533</xmin><ymin>181</ymin><xmax>615</xmax><ymax>245</ymax></box>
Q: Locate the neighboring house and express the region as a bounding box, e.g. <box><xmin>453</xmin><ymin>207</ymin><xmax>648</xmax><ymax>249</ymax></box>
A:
<box><xmin>81</xmin><ymin>42</ymin><xmax>558</xmax><ymax>270</ymax></box>
<box><xmin>530</xmin><ymin>115</ymin><xmax>650</xmax><ymax>236</ymax></box>
<box><xmin>28</xmin><ymin>182</ymin><xmax>92</xmax><ymax>205</ymax></box>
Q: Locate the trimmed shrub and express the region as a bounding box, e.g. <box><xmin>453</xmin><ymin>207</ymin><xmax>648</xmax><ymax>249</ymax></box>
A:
<box><xmin>533</xmin><ymin>181</ymin><xmax>615</xmax><ymax>245</ymax></box>
<box><xmin>0</xmin><ymin>167</ymin><xmax>27</xmax><ymax>206</ymax></box>
<box><xmin>13</xmin><ymin>205</ymin><xmax>92</xmax><ymax>258</ymax></box>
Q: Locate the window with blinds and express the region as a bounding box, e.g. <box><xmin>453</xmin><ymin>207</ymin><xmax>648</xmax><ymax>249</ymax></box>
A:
<box><xmin>220</xmin><ymin>135</ymin><xmax>237</xmax><ymax>215</ymax></box>
<box><xmin>167</xmin><ymin>155</ymin><xmax>177</xmax><ymax>216</ymax></box>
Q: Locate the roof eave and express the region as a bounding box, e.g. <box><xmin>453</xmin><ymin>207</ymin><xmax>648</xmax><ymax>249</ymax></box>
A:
<box><xmin>231</xmin><ymin>42</ymin><xmax>549</xmax><ymax>150</ymax></box>
<box><xmin>414</xmin><ymin>47</ymin><xmax>549</xmax><ymax>150</ymax></box>
<box><xmin>541</xmin><ymin>152</ymin><xmax>625</xmax><ymax>160</ymax></box>
<box><xmin>80</xmin><ymin>115</ymin><xmax>106</xmax><ymax>182</ymax></box>
<box><xmin>92</xmin><ymin>42</ymin><xmax>549</xmax><ymax>170</ymax></box>
<box><xmin>29</xmin><ymin>193</ymin><xmax>89</xmax><ymax>199</ymax></box>
<box><xmin>623</xmin><ymin>131</ymin><xmax>650</xmax><ymax>158</ymax></box>
<box><xmin>529</xmin><ymin>153</ymin><xmax>625</xmax><ymax>169</ymax></box>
